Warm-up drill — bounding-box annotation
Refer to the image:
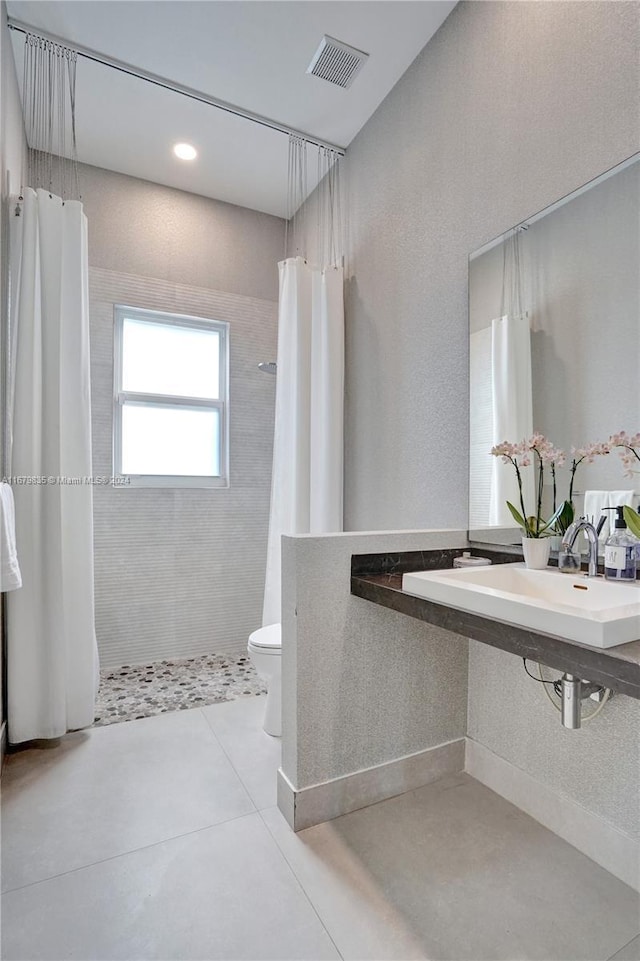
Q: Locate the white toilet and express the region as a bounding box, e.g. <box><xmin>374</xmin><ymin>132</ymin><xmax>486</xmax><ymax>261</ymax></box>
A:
<box><xmin>247</xmin><ymin>622</ymin><xmax>282</xmax><ymax>736</ymax></box>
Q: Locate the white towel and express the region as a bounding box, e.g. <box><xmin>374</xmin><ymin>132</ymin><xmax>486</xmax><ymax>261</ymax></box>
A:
<box><xmin>0</xmin><ymin>484</ymin><xmax>21</xmax><ymax>591</ymax></box>
<box><xmin>584</xmin><ymin>490</ymin><xmax>637</xmax><ymax>544</ymax></box>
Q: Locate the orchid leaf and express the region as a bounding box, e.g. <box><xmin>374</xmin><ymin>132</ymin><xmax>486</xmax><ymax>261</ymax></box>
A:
<box><xmin>623</xmin><ymin>505</ymin><xmax>640</xmax><ymax>540</ymax></box>
<box><xmin>556</xmin><ymin>500</ymin><xmax>575</xmax><ymax>534</ymax></box>
<box><xmin>506</xmin><ymin>501</ymin><xmax>527</xmax><ymax>532</ymax></box>
<box><xmin>538</xmin><ymin>502</ymin><xmax>568</xmax><ymax>534</ymax></box>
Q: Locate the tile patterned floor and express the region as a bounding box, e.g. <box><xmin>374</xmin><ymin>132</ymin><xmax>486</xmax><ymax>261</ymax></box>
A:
<box><xmin>94</xmin><ymin>652</ymin><xmax>266</xmax><ymax>726</ymax></box>
<box><xmin>2</xmin><ymin>699</ymin><xmax>639</xmax><ymax>960</ymax></box>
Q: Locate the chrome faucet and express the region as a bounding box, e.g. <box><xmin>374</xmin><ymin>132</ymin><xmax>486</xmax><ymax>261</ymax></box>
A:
<box><xmin>561</xmin><ymin>517</ymin><xmax>600</xmax><ymax>577</ymax></box>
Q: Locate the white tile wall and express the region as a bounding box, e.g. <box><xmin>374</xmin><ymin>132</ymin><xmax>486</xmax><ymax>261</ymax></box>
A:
<box><xmin>89</xmin><ymin>267</ymin><xmax>277</xmax><ymax>667</ymax></box>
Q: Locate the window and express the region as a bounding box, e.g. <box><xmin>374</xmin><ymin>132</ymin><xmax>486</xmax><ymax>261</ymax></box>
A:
<box><xmin>113</xmin><ymin>305</ymin><xmax>229</xmax><ymax>488</ymax></box>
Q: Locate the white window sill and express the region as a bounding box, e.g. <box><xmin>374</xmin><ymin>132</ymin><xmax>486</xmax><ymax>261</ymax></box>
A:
<box><xmin>113</xmin><ymin>475</ymin><xmax>230</xmax><ymax>489</ymax></box>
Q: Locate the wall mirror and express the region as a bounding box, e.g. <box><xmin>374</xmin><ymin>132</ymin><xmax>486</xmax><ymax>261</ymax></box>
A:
<box><xmin>468</xmin><ymin>154</ymin><xmax>640</xmax><ymax>545</ymax></box>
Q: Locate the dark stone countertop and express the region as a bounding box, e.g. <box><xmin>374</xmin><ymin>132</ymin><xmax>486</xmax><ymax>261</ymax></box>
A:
<box><xmin>350</xmin><ymin>548</ymin><xmax>640</xmax><ymax>700</ymax></box>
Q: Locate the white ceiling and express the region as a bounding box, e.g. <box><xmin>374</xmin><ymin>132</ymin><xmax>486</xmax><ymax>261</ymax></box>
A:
<box><xmin>7</xmin><ymin>1</ymin><xmax>456</xmax><ymax>217</ymax></box>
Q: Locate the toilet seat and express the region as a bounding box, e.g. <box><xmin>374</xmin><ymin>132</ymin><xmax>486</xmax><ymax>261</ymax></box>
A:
<box><xmin>248</xmin><ymin>623</ymin><xmax>281</xmax><ymax>652</ymax></box>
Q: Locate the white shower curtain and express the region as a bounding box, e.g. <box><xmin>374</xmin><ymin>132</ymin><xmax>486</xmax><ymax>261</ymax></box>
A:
<box><xmin>7</xmin><ymin>188</ymin><xmax>98</xmax><ymax>743</ymax></box>
<box><xmin>262</xmin><ymin>256</ymin><xmax>344</xmax><ymax>627</ymax></box>
<box><xmin>489</xmin><ymin>313</ymin><xmax>534</xmax><ymax>526</ymax></box>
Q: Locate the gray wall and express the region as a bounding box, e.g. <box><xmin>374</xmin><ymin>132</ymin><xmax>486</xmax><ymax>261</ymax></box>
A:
<box><xmin>79</xmin><ymin>162</ymin><xmax>283</xmax><ymax>302</ymax></box>
<box><xmin>81</xmin><ymin>165</ymin><xmax>285</xmax><ymax>667</ymax></box>
<box><xmin>469</xmin><ymin>161</ymin><xmax>640</xmax><ymax>516</ymax></box>
<box><xmin>0</xmin><ymin>5</ymin><xmax>26</xmax><ymax>738</ymax></box>
<box><xmin>342</xmin><ymin>0</ymin><xmax>640</xmax><ymax>533</ymax></box>
<box><xmin>467</xmin><ymin>642</ymin><xmax>640</xmax><ymax>841</ymax></box>
<box><xmin>283</xmin><ymin>0</ymin><xmax>639</xmax><ymax>848</ymax></box>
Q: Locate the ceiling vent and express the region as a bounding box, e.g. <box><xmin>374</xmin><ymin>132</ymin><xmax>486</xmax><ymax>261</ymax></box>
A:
<box><xmin>306</xmin><ymin>35</ymin><xmax>369</xmax><ymax>89</ymax></box>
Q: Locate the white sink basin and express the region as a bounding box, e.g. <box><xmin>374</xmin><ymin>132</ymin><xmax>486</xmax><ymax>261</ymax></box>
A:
<box><xmin>401</xmin><ymin>563</ymin><xmax>640</xmax><ymax>648</ymax></box>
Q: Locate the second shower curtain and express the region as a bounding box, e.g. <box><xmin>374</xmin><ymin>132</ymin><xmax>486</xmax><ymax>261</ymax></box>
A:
<box><xmin>262</xmin><ymin>256</ymin><xmax>344</xmax><ymax>627</ymax></box>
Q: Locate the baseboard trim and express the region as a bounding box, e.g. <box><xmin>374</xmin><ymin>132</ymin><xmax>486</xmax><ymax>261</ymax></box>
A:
<box><xmin>465</xmin><ymin>738</ymin><xmax>639</xmax><ymax>891</ymax></box>
<box><xmin>277</xmin><ymin>737</ymin><xmax>465</xmax><ymax>832</ymax></box>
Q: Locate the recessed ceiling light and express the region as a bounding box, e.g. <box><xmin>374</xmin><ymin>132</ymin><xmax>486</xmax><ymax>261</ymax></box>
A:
<box><xmin>173</xmin><ymin>142</ymin><xmax>197</xmax><ymax>161</ymax></box>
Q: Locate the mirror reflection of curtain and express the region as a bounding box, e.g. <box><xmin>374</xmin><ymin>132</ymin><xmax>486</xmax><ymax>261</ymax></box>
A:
<box><xmin>489</xmin><ymin>313</ymin><xmax>534</xmax><ymax>525</ymax></box>
<box><xmin>469</xmin><ymin>316</ymin><xmax>534</xmax><ymax>528</ymax></box>
<box><xmin>469</xmin><ymin>327</ymin><xmax>493</xmax><ymax>527</ymax></box>
<box><xmin>489</xmin><ymin>228</ymin><xmax>534</xmax><ymax>525</ymax></box>
<box><xmin>469</xmin><ymin>227</ymin><xmax>534</xmax><ymax>529</ymax></box>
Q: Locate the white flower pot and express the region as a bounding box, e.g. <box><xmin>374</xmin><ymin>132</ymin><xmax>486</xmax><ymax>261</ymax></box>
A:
<box><xmin>521</xmin><ymin>536</ymin><xmax>551</xmax><ymax>570</ymax></box>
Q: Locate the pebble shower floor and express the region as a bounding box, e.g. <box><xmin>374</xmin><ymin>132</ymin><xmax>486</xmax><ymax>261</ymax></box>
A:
<box><xmin>93</xmin><ymin>652</ymin><xmax>266</xmax><ymax>726</ymax></box>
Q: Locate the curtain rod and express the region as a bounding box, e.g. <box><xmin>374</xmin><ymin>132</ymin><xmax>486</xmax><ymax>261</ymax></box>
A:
<box><xmin>8</xmin><ymin>17</ymin><xmax>346</xmax><ymax>157</ymax></box>
<box><xmin>470</xmin><ymin>150</ymin><xmax>640</xmax><ymax>262</ymax></box>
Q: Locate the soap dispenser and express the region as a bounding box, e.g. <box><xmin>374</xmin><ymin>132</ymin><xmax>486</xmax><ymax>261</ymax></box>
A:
<box><xmin>603</xmin><ymin>507</ymin><xmax>638</xmax><ymax>581</ymax></box>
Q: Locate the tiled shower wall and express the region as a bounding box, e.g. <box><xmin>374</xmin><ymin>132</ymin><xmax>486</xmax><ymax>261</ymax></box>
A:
<box><xmin>89</xmin><ymin>267</ymin><xmax>277</xmax><ymax>668</ymax></box>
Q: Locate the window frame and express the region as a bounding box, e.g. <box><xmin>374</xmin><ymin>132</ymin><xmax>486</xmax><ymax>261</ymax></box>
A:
<box><xmin>113</xmin><ymin>304</ymin><xmax>229</xmax><ymax>489</ymax></box>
